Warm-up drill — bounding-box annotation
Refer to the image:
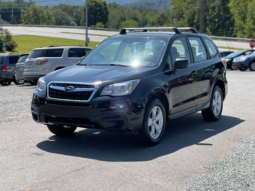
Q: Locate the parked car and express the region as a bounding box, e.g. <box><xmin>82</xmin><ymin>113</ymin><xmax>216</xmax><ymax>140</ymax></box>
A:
<box><xmin>23</xmin><ymin>45</ymin><xmax>92</xmax><ymax>84</ymax></box>
<box><xmin>0</xmin><ymin>54</ymin><xmax>20</xmax><ymax>86</ymax></box>
<box><xmin>15</xmin><ymin>53</ymin><xmax>29</xmax><ymax>85</ymax></box>
<box><xmin>232</xmin><ymin>51</ymin><xmax>255</xmax><ymax>71</ymax></box>
<box><xmin>221</xmin><ymin>50</ymin><xmax>255</xmax><ymax>70</ymax></box>
<box><xmin>31</xmin><ymin>27</ymin><xmax>228</xmax><ymax>146</ymax></box>
<box><xmin>220</xmin><ymin>51</ymin><xmax>234</xmax><ymax>57</ymax></box>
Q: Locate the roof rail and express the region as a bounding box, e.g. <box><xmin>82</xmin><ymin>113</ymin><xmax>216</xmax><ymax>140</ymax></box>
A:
<box><xmin>119</xmin><ymin>27</ymin><xmax>198</xmax><ymax>34</ymax></box>
<box><xmin>47</xmin><ymin>45</ymin><xmax>82</xmax><ymax>47</ymax></box>
<box><xmin>178</xmin><ymin>27</ymin><xmax>198</xmax><ymax>33</ymax></box>
<box><xmin>120</xmin><ymin>27</ymin><xmax>182</xmax><ymax>34</ymax></box>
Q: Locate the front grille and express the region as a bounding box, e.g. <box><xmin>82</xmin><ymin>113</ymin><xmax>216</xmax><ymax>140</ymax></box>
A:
<box><xmin>51</xmin><ymin>83</ymin><xmax>94</xmax><ymax>89</ymax></box>
<box><xmin>49</xmin><ymin>88</ymin><xmax>93</xmax><ymax>100</ymax></box>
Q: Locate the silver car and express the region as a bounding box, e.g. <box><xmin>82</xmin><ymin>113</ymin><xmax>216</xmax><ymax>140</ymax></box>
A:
<box><xmin>23</xmin><ymin>45</ymin><xmax>92</xmax><ymax>83</ymax></box>
<box><xmin>15</xmin><ymin>53</ymin><xmax>29</xmax><ymax>84</ymax></box>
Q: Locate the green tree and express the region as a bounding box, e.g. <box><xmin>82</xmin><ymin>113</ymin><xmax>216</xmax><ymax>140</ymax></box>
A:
<box><xmin>21</xmin><ymin>4</ymin><xmax>53</xmax><ymax>25</ymax></box>
<box><xmin>119</xmin><ymin>20</ymin><xmax>138</xmax><ymax>30</ymax></box>
<box><xmin>53</xmin><ymin>9</ymin><xmax>71</xmax><ymax>25</ymax></box>
<box><xmin>81</xmin><ymin>0</ymin><xmax>109</xmax><ymax>26</ymax></box>
<box><xmin>155</xmin><ymin>13</ymin><xmax>168</xmax><ymax>26</ymax></box>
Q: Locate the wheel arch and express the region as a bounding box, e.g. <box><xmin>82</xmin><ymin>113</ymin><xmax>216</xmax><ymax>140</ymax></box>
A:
<box><xmin>214</xmin><ymin>79</ymin><xmax>225</xmax><ymax>100</ymax></box>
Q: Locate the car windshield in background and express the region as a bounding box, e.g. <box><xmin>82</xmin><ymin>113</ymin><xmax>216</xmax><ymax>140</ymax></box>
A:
<box><xmin>227</xmin><ymin>50</ymin><xmax>245</xmax><ymax>58</ymax></box>
<box><xmin>18</xmin><ymin>55</ymin><xmax>28</xmax><ymax>63</ymax></box>
<box><xmin>0</xmin><ymin>56</ymin><xmax>3</xmax><ymax>65</ymax></box>
<box><xmin>79</xmin><ymin>38</ymin><xmax>167</xmax><ymax>67</ymax></box>
<box><xmin>29</xmin><ymin>49</ymin><xmax>64</xmax><ymax>58</ymax></box>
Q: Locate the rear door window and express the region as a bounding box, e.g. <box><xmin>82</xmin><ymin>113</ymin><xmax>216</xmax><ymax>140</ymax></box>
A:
<box><xmin>188</xmin><ymin>37</ymin><xmax>208</xmax><ymax>63</ymax></box>
<box><xmin>68</xmin><ymin>48</ymin><xmax>86</xmax><ymax>58</ymax></box>
<box><xmin>9</xmin><ymin>56</ymin><xmax>19</xmax><ymax>64</ymax></box>
<box><xmin>29</xmin><ymin>49</ymin><xmax>64</xmax><ymax>58</ymax></box>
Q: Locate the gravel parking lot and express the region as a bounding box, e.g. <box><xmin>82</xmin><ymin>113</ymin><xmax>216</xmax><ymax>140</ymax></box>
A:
<box><xmin>1</xmin><ymin>70</ymin><xmax>255</xmax><ymax>190</ymax></box>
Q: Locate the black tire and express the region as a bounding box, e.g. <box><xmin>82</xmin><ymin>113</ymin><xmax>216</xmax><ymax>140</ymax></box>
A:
<box><xmin>13</xmin><ymin>74</ymin><xmax>25</xmax><ymax>85</ymax></box>
<box><xmin>249</xmin><ymin>62</ymin><xmax>255</xmax><ymax>71</ymax></box>
<box><xmin>0</xmin><ymin>81</ymin><xmax>11</xmax><ymax>86</ymax></box>
<box><xmin>202</xmin><ymin>85</ymin><xmax>223</xmax><ymax>121</ymax></box>
<box><xmin>239</xmin><ymin>67</ymin><xmax>247</xmax><ymax>71</ymax></box>
<box><xmin>47</xmin><ymin>125</ymin><xmax>77</xmax><ymax>136</ymax></box>
<box><xmin>139</xmin><ymin>99</ymin><xmax>166</xmax><ymax>146</ymax></box>
<box><xmin>230</xmin><ymin>63</ymin><xmax>237</xmax><ymax>70</ymax></box>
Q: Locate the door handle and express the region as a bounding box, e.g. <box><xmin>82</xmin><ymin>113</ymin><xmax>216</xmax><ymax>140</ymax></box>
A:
<box><xmin>191</xmin><ymin>71</ymin><xmax>197</xmax><ymax>78</ymax></box>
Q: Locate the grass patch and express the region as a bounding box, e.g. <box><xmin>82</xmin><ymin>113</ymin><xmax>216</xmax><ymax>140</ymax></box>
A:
<box><xmin>62</xmin><ymin>32</ymin><xmax>110</xmax><ymax>37</ymax></box>
<box><xmin>6</xmin><ymin>35</ymin><xmax>99</xmax><ymax>53</ymax></box>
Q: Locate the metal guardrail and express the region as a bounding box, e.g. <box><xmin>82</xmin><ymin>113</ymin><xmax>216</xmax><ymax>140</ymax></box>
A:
<box><xmin>1</xmin><ymin>24</ymin><xmax>119</xmax><ymax>32</ymax></box>
<box><xmin>0</xmin><ymin>24</ymin><xmax>252</xmax><ymax>42</ymax></box>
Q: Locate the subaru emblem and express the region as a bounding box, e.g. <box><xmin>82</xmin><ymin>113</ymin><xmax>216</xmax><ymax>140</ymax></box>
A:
<box><xmin>65</xmin><ymin>86</ymin><xmax>75</xmax><ymax>92</ymax></box>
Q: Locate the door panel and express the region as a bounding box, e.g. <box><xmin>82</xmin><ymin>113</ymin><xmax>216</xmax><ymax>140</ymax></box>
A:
<box><xmin>167</xmin><ymin>37</ymin><xmax>198</xmax><ymax>115</ymax></box>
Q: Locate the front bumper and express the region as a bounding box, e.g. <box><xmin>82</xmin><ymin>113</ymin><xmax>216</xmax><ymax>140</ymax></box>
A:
<box><xmin>31</xmin><ymin>93</ymin><xmax>144</xmax><ymax>132</ymax></box>
<box><xmin>0</xmin><ymin>72</ymin><xmax>12</xmax><ymax>81</ymax></box>
<box><xmin>232</xmin><ymin>61</ymin><xmax>248</xmax><ymax>68</ymax></box>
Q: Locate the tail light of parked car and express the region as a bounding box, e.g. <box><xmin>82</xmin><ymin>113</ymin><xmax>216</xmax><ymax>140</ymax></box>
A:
<box><xmin>36</xmin><ymin>60</ymin><xmax>48</xmax><ymax>65</ymax></box>
<box><xmin>15</xmin><ymin>65</ymin><xmax>17</xmax><ymax>69</ymax></box>
<box><xmin>221</xmin><ymin>58</ymin><xmax>227</xmax><ymax>69</ymax></box>
<box><xmin>2</xmin><ymin>65</ymin><xmax>7</xmax><ymax>72</ymax></box>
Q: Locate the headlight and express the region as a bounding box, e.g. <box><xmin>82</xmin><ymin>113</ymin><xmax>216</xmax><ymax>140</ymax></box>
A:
<box><xmin>101</xmin><ymin>80</ymin><xmax>140</xmax><ymax>96</ymax></box>
<box><xmin>225</xmin><ymin>58</ymin><xmax>231</xmax><ymax>62</ymax></box>
<box><xmin>36</xmin><ymin>77</ymin><xmax>46</xmax><ymax>92</ymax></box>
<box><xmin>239</xmin><ymin>57</ymin><xmax>248</xmax><ymax>61</ymax></box>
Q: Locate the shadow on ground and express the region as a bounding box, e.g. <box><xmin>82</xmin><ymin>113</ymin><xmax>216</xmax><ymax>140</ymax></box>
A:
<box><xmin>37</xmin><ymin>113</ymin><xmax>244</xmax><ymax>162</ymax></box>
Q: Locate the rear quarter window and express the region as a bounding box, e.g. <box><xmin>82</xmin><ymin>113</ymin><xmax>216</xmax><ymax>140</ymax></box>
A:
<box><xmin>0</xmin><ymin>56</ymin><xmax>4</xmax><ymax>65</ymax></box>
<box><xmin>204</xmin><ymin>38</ymin><xmax>218</xmax><ymax>58</ymax></box>
<box><xmin>9</xmin><ymin>56</ymin><xmax>20</xmax><ymax>64</ymax></box>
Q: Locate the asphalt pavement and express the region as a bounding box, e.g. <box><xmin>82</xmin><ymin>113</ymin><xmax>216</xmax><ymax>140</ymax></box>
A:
<box><xmin>2</xmin><ymin>26</ymin><xmax>251</xmax><ymax>49</ymax></box>
<box><xmin>1</xmin><ymin>70</ymin><xmax>255</xmax><ymax>190</ymax></box>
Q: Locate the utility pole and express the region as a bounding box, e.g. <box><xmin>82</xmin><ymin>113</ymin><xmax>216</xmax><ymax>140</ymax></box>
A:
<box><xmin>85</xmin><ymin>0</ymin><xmax>88</xmax><ymax>47</ymax></box>
<box><xmin>200</xmin><ymin>0</ymin><xmax>204</xmax><ymax>33</ymax></box>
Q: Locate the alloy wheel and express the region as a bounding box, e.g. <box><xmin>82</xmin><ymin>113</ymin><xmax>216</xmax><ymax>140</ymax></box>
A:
<box><xmin>250</xmin><ymin>63</ymin><xmax>255</xmax><ymax>71</ymax></box>
<box><xmin>148</xmin><ymin>106</ymin><xmax>164</xmax><ymax>139</ymax></box>
<box><xmin>15</xmin><ymin>74</ymin><xmax>25</xmax><ymax>84</ymax></box>
<box><xmin>213</xmin><ymin>90</ymin><xmax>222</xmax><ymax>116</ymax></box>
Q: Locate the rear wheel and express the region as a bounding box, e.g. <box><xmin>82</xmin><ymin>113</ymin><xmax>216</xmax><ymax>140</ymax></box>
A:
<box><xmin>13</xmin><ymin>74</ymin><xmax>25</xmax><ymax>85</ymax></box>
<box><xmin>139</xmin><ymin>99</ymin><xmax>166</xmax><ymax>146</ymax></box>
<box><xmin>202</xmin><ymin>85</ymin><xmax>223</xmax><ymax>121</ymax></box>
<box><xmin>47</xmin><ymin>125</ymin><xmax>77</xmax><ymax>136</ymax></box>
<box><xmin>249</xmin><ymin>62</ymin><xmax>255</xmax><ymax>71</ymax></box>
<box><xmin>0</xmin><ymin>81</ymin><xmax>11</xmax><ymax>86</ymax></box>
<box><xmin>239</xmin><ymin>67</ymin><xmax>247</xmax><ymax>71</ymax></box>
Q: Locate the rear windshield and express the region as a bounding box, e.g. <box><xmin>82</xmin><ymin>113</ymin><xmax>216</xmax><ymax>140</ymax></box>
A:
<box><xmin>0</xmin><ymin>56</ymin><xmax>4</xmax><ymax>65</ymax></box>
<box><xmin>9</xmin><ymin>56</ymin><xmax>20</xmax><ymax>64</ymax></box>
<box><xmin>18</xmin><ymin>55</ymin><xmax>28</xmax><ymax>63</ymax></box>
<box><xmin>29</xmin><ymin>49</ymin><xmax>64</xmax><ymax>58</ymax></box>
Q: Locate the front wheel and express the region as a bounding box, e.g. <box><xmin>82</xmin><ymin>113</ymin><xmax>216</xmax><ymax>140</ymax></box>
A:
<box><xmin>47</xmin><ymin>125</ymin><xmax>77</xmax><ymax>136</ymax></box>
<box><xmin>249</xmin><ymin>62</ymin><xmax>255</xmax><ymax>71</ymax></box>
<box><xmin>0</xmin><ymin>81</ymin><xmax>11</xmax><ymax>86</ymax></box>
<box><xmin>239</xmin><ymin>67</ymin><xmax>247</xmax><ymax>71</ymax></box>
<box><xmin>13</xmin><ymin>74</ymin><xmax>25</xmax><ymax>85</ymax></box>
<box><xmin>202</xmin><ymin>85</ymin><xmax>223</xmax><ymax>121</ymax></box>
<box><xmin>230</xmin><ymin>63</ymin><xmax>237</xmax><ymax>70</ymax></box>
<box><xmin>139</xmin><ymin>99</ymin><xmax>166</xmax><ymax>146</ymax></box>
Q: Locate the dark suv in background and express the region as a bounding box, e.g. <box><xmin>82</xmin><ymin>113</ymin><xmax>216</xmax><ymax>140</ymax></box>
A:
<box><xmin>31</xmin><ymin>27</ymin><xmax>228</xmax><ymax>146</ymax></box>
<box><xmin>0</xmin><ymin>54</ymin><xmax>20</xmax><ymax>86</ymax></box>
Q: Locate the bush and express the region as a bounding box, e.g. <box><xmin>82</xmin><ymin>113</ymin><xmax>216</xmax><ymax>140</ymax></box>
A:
<box><xmin>96</xmin><ymin>22</ymin><xmax>104</xmax><ymax>28</ymax></box>
<box><xmin>119</xmin><ymin>20</ymin><xmax>138</xmax><ymax>30</ymax></box>
<box><xmin>2</xmin><ymin>29</ymin><xmax>18</xmax><ymax>51</ymax></box>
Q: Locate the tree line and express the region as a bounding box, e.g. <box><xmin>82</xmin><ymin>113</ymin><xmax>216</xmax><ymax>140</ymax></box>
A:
<box><xmin>1</xmin><ymin>0</ymin><xmax>255</xmax><ymax>38</ymax></box>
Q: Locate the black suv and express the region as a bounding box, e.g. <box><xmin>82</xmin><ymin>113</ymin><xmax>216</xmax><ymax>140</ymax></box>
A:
<box><xmin>31</xmin><ymin>27</ymin><xmax>228</xmax><ymax>145</ymax></box>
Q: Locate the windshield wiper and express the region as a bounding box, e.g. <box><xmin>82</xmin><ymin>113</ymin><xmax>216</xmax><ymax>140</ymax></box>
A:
<box><xmin>110</xmin><ymin>64</ymin><xmax>130</xmax><ymax>67</ymax></box>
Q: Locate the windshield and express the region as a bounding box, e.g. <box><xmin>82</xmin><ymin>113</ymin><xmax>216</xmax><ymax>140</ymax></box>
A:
<box><xmin>227</xmin><ymin>50</ymin><xmax>245</xmax><ymax>58</ymax></box>
<box><xmin>28</xmin><ymin>49</ymin><xmax>64</xmax><ymax>58</ymax></box>
<box><xmin>18</xmin><ymin>55</ymin><xmax>28</xmax><ymax>63</ymax></box>
<box><xmin>79</xmin><ymin>38</ymin><xmax>167</xmax><ymax>67</ymax></box>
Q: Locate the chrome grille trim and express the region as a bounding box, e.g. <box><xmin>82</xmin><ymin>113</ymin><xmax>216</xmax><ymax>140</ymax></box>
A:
<box><xmin>47</xmin><ymin>81</ymin><xmax>99</xmax><ymax>102</ymax></box>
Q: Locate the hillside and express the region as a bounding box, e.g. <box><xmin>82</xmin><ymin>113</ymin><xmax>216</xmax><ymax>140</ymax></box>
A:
<box><xmin>126</xmin><ymin>0</ymin><xmax>172</xmax><ymax>12</ymax></box>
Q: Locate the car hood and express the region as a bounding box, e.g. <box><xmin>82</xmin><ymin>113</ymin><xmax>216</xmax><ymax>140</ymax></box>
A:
<box><xmin>44</xmin><ymin>65</ymin><xmax>153</xmax><ymax>86</ymax></box>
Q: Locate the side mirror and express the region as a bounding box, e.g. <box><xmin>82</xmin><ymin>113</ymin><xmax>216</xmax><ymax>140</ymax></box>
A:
<box><xmin>173</xmin><ymin>58</ymin><xmax>188</xmax><ymax>75</ymax></box>
<box><xmin>174</xmin><ymin>58</ymin><xmax>189</xmax><ymax>69</ymax></box>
